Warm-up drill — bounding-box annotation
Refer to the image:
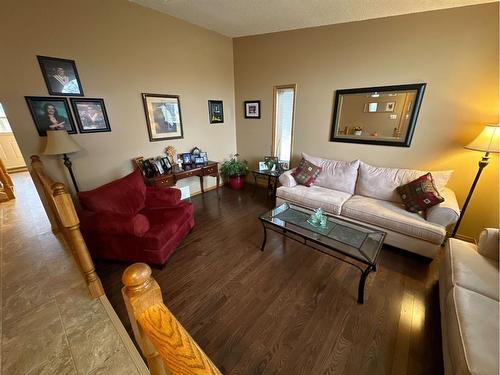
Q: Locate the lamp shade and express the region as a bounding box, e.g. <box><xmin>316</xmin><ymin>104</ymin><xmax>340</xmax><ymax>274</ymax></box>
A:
<box><xmin>465</xmin><ymin>124</ymin><xmax>500</xmax><ymax>153</ymax></box>
<box><xmin>43</xmin><ymin>130</ymin><xmax>82</xmax><ymax>155</ymax></box>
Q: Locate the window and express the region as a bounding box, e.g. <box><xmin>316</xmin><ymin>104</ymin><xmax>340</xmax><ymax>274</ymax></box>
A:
<box><xmin>0</xmin><ymin>103</ymin><xmax>12</xmax><ymax>133</ymax></box>
<box><xmin>272</xmin><ymin>84</ymin><xmax>296</xmax><ymax>163</ymax></box>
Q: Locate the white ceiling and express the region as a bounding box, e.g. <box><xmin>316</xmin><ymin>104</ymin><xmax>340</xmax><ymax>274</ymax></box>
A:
<box><xmin>130</xmin><ymin>0</ymin><xmax>497</xmax><ymax>37</ymax></box>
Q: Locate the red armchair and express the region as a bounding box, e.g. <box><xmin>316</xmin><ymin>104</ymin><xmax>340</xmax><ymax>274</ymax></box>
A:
<box><xmin>78</xmin><ymin>170</ymin><xmax>194</xmax><ymax>265</ymax></box>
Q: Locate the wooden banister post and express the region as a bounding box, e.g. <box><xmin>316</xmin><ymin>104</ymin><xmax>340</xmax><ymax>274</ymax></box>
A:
<box><xmin>0</xmin><ymin>158</ymin><xmax>14</xmax><ymax>200</ymax></box>
<box><xmin>52</xmin><ymin>182</ymin><xmax>104</xmax><ymax>298</ymax></box>
<box><xmin>122</xmin><ymin>263</ymin><xmax>167</xmax><ymax>375</ymax></box>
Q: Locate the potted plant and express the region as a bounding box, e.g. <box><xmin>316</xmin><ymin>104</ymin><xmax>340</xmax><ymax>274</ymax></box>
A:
<box><xmin>220</xmin><ymin>154</ymin><xmax>249</xmax><ymax>190</ymax></box>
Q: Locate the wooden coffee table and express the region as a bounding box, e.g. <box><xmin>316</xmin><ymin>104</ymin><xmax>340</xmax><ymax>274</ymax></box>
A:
<box><xmin>259</xmin><ymin>203</ymin><xmax>386</xmax><ymax>304</ymax></box>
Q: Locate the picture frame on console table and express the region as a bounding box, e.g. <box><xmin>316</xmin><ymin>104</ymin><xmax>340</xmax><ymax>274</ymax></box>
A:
<box><xmin>142</xmin><ymin>93</ymin><xmax>184</xmax><ymax>141</ymax></box>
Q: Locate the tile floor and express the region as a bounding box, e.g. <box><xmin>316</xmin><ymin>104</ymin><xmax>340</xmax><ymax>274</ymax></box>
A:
<box><xmin>0</xmin><ymin>172</ymin><xmax>145</xmax><ymax>375</ymax></box>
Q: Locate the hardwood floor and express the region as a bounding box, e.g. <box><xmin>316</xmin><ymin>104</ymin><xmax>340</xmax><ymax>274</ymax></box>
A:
<box><xmin>94</xmin><ymin>185</ymin><xmax>444</xmax><ymax>375</ymax></box>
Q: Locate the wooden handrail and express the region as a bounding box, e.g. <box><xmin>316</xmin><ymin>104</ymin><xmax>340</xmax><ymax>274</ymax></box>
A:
<box><xmin>0</xmin><ymin>157</ymin><xmax>15</xmax><ymax>201</ymax></box>
<box><xmin>30</xmin><ymin>155</ymin><xmax>104</xmax><ymax>298</ymax></box>
<box><xmin>122</xmin><ymin>263</ymin><xmax>221</xmax><ymax>375</ymax></box>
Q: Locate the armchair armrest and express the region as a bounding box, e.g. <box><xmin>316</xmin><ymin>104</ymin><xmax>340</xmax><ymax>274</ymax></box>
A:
<box><xmin>477</xmin><ymin>228</ymin><xmax>499</xmax><ymax>261</ymax></box>
<box><xmin>279</xmin><ymin>168</ymin><xmax>298</xmax><ymax>188</ymax></box>
<box><xmin>426</xmin><ymin>187</ymin><xmax>460</xmax><ymax>227</ymax></box>
<box><xmin>145</xmin><ymin>186</ymin><xmax>181</xmax><ymax>207</ymax></box>
<box><xmin>80</xmin><ymin>210</ymin><xmax>150</xmax><ymax>237</ymax></box>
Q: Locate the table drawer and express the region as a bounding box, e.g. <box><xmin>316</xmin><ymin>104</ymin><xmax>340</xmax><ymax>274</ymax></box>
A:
<box><xmin>153</xmin><ymin>175</ymin><xmax>174</xmax><ymax>187</ymax></box>
<box><xmin>175</xmin><ymin>170</ymin><xmax>202</xmax><ymax>180</ymax></box>
<box><xmin>203</xmin><ymin>165</ymin><xmax>218</xmax><ymax>176</ymax></box>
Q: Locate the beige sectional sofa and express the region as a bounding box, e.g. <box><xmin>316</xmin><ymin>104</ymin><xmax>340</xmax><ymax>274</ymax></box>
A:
<box><xmin>277</xmin><ymin>153</ymin><xmax>460</xmax><ymax>258</ymax></box>
<box><xmin>439</xmin><ymin>229</ymin><xmax>499</xmax><ymax>375</ymax></box>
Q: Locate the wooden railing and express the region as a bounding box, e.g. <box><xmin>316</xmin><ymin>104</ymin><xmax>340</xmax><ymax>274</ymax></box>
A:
<box><xmin>0</xmin><ymin>158</ymin><xmax>15</xmax><ymax>202</ymax></box>
<box><xmin>122</xmin><ymin>263</ymin><xmax>222</xmax><ymax>375</ymax></box>
<box><xmin>30</xmin><ymin>155</ymin><xmax>104</xmax><ymax>298</ymax></box>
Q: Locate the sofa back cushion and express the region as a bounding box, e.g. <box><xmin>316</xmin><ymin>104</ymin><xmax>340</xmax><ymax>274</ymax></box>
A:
<box><xmin>356</xmin><ymin>161</ymin><xmax>453</xmax><ymax>203</ymax></box>
<box><xmin>78</xmin><ymin>169</ymin><xmax>147</xmax><ymax>215</ymax></box>
<box><xmin>302</xmin><ymin>153</ymin><xmax>359</xmax><ymax>194</ymax></box>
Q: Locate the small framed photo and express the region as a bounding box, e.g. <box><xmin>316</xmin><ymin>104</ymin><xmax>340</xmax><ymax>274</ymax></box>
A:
<box><xmin>158</xmin><ymin>156</ymin><xmax>171</xmax><ymax>171</ymax></box>
<box><xmin>181</xmin><ymin>153</ymin><xmax>191</xmax><ymax>164</ymax></box>
<box><xmin>142</xmin><ymin>93</ymin><xmax>183</xmax><ymax>142</ymax></box>
<box><xmin>70</xmin><ymin>98</ymin><xmax>111</xmax><ymax>133</ymax></box>
<box><xmin>199</xmin><ymin>151</ymin><xmax>208</xmax><ymax>163</ymax></box>
<box><xmin>195</xmin><ymin>157</ymin><xmax>205</xmax><ymax>164</ymax></box>
<box><xmin>208</xmin><ymin>100</ymin><xmax>224</xmax><ymax>124</ymax></box>
<box><xmin>279</xmin><ymin>161</ymin><xmax>289</xmax><ymax>170</ymax></box>
<box><xmin>385</xmin><ymin>101</ymin><xmax>396</xmax><ymax>112</ymax></box>
<box><xmin>37</xmin><ymin>56</ymin><xmax>84</xmax><ymax>96</ymax></box>
<box><xmin>258</xmin><ymin>161</ymin><xmax>268</xmax><ymax>171</ymax></box>
<box><xmin>244</xmin><ymin>100</ymin><xmax>261</xmax><ymax>119</ymax></box>
<box><xmin>25</xmin><ymin>96</ymin><xmax>77</xmax><ymax>136</ymax></box>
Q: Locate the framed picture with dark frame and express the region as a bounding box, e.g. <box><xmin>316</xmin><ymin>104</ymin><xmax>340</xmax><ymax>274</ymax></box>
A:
<box><xmin>25</xmin><ymin>96</ymin><xmax>77</xmax><ymax>136</ymax></box>
<box><xmin>142</xmin><ymin>93</ymin><xmax>184</xmax><ymax>142</ymax></box>
<box><xmin>37</xmin><ymin>56</ymin><xmax>84</xmax><ymax>96</ymax></box>
<box><xmin>330</xmin><ymin>83</ymin><xmax>426</xmax><ymax>147</ymax></box>
<box><xmin>70</xmin><ymin>98</ymin><xmax>111</xmax><ymax>133</ymax></box>
<box><xmin>244</xmin><ymin>100</ymin><xmax>261</xmax><ymax>119</ymax></box>
<box><xmin>208</xmin><ymin>100</ymin><xmax>224</xmax><ymax>124</ymax></box>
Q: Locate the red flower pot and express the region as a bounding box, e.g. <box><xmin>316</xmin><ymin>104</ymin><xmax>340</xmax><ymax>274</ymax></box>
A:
<box><xmin>228</xmin><ymin>175</ymin><xmax>245</xmax><ymax>190</ymax></box>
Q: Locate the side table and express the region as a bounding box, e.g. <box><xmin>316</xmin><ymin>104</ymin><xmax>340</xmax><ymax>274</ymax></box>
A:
<box><xmin>251</xmin><ymin>169</ymin><xmax>282</xmax><ymax>197</ymax></box>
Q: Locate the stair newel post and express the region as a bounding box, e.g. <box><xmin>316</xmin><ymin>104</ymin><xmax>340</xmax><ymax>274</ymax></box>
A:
<box><xmin>122</xmin><ymin>263</ymin><xmax>167</xmax><ymax>375</ymax></box>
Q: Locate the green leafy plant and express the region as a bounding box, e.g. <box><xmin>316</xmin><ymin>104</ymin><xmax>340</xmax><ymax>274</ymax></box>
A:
<box><xmin>220</xmin><ymin>154</ymin><xmax>249</xmax><ymax>178</ymax></box>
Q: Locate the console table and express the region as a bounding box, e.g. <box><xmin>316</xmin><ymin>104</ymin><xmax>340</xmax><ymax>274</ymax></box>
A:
<box><xmin>134</xmin><ymin>157</ymin><xmax>220</xmax><ymax>195</ymax></box>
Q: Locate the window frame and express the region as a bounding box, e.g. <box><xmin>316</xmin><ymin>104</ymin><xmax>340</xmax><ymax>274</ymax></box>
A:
<box><xmin>272</xmin><ymin>83</ymin><xmax>297</xmax><ymax>162</ymax></box>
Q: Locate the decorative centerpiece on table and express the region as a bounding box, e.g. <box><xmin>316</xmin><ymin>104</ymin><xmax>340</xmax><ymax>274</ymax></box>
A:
<box><xmin>307</xmin><ymin>208</ymin><xmax>328</xmax><ymax>228</ymax></box>
<box><xmin>353</xmin><ymin>126</ymin><xmax>363</xmax><ymax>136</ymax></box>
<box><xmin>165</xmin><ymin>145</ymin><xmax>176</xmax><ymax>165</ymax></box>
<box><xmin>220</xmin><ymin>153</ymin><xmax>249</xmax><ymax>190</ymax></box>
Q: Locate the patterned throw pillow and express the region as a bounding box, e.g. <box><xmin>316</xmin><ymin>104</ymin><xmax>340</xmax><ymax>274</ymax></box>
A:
<box><xmin>396</xmin><ymin>173</ymin><xmax>445</xmax><ymax>213</ymax></box>
<box><xmin>291</xmin><ymin>158</ymin><xmax>322</xmax><ymax>187</ymax></box>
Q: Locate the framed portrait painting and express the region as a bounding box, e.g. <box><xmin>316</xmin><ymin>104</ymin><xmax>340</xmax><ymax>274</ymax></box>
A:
<box><xmin>208</xmin><ymin>100</ymin><xmax>224</xmax><ymax>124</ymax></box>
<box><xmin>142</xmin><ymin>93</ymin><xmax>184</xmax><ymax>142</ymax></box>
<box><xmin>37</xmin><ymin>56</ymin><xmax>84</xmax><ymax>96</ymax></box>
<box><xmin>244</xmin><ymin>100</ymin><xmax>261</xmax><ymax>119</ymax></box>
<box><xmin>70</xmin><ymin>98</ymin><xmax>111</xmax><ymax>133</ymax></box>
<box><xmin>25</xmin><ymin>96</ymin><xmax>76</xmax><ymax>136</ymax></box>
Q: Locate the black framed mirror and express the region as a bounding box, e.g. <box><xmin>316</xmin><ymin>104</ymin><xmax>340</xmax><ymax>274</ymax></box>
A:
<box><xmin>330</xmin><ymin>83</ymin><xmax>426</xmax><ymax>147</ymax></box>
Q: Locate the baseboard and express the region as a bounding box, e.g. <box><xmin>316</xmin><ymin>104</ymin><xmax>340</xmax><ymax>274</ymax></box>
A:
<box><xmin>7</xmin><ymin>166</ymin><xmax>28</xmax><ymax>173</ymax></box>
<box><xmin>453</xmin><ymin>234</ymin><xmax>476</xmax><ymax>244</ymax></box>
<box><xmin>99</xmin><ymin>295</ymin><xmax>150</xmax><ymax>374</ymax></box>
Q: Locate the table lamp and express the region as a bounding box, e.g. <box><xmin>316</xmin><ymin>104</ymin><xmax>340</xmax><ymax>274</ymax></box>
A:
<box><xmin>452</xmin><ymin>124</ymin><xmax>500</xmax><ymax>237</ymax></box>
<box><xmin>43</xmin><ymin>130</ymin><xmax>82</xmax><ymax>192</ymax></box>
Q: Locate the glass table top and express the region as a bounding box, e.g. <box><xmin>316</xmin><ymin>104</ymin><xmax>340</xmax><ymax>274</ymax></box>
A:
<box><xmin>259</xmin><ymin>203</ymin><xmax>385</xmax><ymax>265</ymax></box>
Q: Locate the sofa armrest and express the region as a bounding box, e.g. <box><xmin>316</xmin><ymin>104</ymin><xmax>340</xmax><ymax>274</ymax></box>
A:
<box><xmin>279</xmin><ymin>168</ymin><xmax>297</xmax><ymax>187</ymax></box>
<box><xmin>80</xmin><ymin>210</ymin><xmax>150</xmax><ymax>237</ymax></box>
<box><xmin>426</xmin><ymin>187</ymin><xmax>460</xmax><ymax>227</ymax></box>
<box><xmin>145</xmin><ymin>186</ymin><xmax>181</xmax><ymax>207</ymax></box>
<box><xmin>477</xmin><ymin>228</ymin><xmax>499</xmax><ymax>261</ymax></box>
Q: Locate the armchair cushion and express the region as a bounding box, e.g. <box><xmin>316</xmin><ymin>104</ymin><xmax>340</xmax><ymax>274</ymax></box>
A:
<box><xmin>80</xmin><ymin>211</ymin><xmax>150</xmax><ymax>237</ymax></box>
<box><xmin>78</xmin><ymin>169</ymin><xmax>146</xmax><ymax>215</ymax></box>
<box><xmin>145</xmin><ymin>186</ymin><xmax>181</xmax><ymax>207</ymax></box>
<box><xmin>478</xmin><ymin>228</ymin><xmax>500</xmax><ymax>261</ymax></box>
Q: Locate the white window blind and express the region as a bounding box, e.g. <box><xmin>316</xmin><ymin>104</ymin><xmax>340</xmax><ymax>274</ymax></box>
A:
<box><xmin>274</xmin><ymin>87</ymin><xmax>295</xmax><ymax>162</ymax></box>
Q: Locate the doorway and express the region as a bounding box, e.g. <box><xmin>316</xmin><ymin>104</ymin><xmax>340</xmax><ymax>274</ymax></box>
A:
<box><xmin>0</xmin><ymin>103</ymin><xmax>26</xmax><ymax>172</ymax></box>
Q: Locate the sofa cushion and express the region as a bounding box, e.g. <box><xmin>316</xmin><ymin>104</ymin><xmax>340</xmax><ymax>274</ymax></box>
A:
<box><xmin>444</xmin><ymin>286</ymin><xmax>499</xmax><ymax>375</ymax></box>
<box><xmin>397</xmin><ymin>173</ymin><xmax>444</xmax><ymax>213</ymax></box>
<box><xmin>442</xmin><ymin>238</ymin><xmax>499</xmax><ymax>301</ymax></box>
<box><xmin>341</xmin><ymin>195</ymin><xmax>446</xmax><ymax>244</ymax></box>
<box><xmin>291</xmin><ymin>158</ymin><xmax>321</xmax><ymax>187</ymax></box>
<box><xmin>356</xmin><ymin>161</ymin><xmax>453</xmax><ymax>203</ymax></box>
<box><xmin>276</xmin><ymin>185</ymin><xmax>351</xmax><ymax>215</ymax></box>
<box><xmin>78</xmin><ymin>169</ymin><xmax>146</xmax><ymax>215</ymax></box>
<box><xmin>302</xmin><ymin>153</ymin><xmax>359</xmax><ymax>194</ymax></box>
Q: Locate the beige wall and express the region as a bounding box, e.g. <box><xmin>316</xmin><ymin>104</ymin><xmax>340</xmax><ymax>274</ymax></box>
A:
<box><xmin>0</xmin><ymin>0</ymin><xmax>236</xmax><ymax>195</ymax></box>
<box><xmin>234</xmin><ymin>3</ymin><xmax>499</xmax><ymax>239</ymax></box>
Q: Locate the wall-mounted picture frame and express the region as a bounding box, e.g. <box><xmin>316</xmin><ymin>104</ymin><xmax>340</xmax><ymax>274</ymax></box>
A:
<box><xmin>25</xmin><ymin>96</ymin><xmax>77</xmax><ymax>136</ymax></box>
<box><xmin>208</xmin><ymin>100</ymin><xmax>224</xmax><ymax>124</ymax></box>
<box><xmin>70</xmin><ymin>98</ymin><xmax>111</xmax><ymax>133</ymax></box>
<box><xmin>37</xmin><ymin>56</ymin><xmax>84</xmax><ymax>96</ymax></box>
<box><xmin>142</xmin><ymin>93</ymin><xmax>184</xmax><ymax>142</ymax></box>
<box><xmin>244</xmin><ymin>100</ymin><xmax>261</xmax><ymax>119</ymax></box>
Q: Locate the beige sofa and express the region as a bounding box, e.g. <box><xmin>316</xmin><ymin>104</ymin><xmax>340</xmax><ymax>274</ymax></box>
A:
<box><xmin>439</xmin><ymin>229</ymin><xmax>499</xmax><ymax>375</ymax></box>
<box><xmin>277</xmin><ymin>153</ymin><xmax>460</xmax><ymax>258</ymax></box>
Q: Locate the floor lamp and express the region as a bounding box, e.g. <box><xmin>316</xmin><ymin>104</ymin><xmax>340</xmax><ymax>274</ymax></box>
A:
<box><xmin>43</xmin><ymin>130</ymin><xmax>82</xmax><ymax>192</ymax></box>
<box><xmin>452</xmin><ymin>124</ymin><xmax>499</xmax><ymax>237</ymax></box>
